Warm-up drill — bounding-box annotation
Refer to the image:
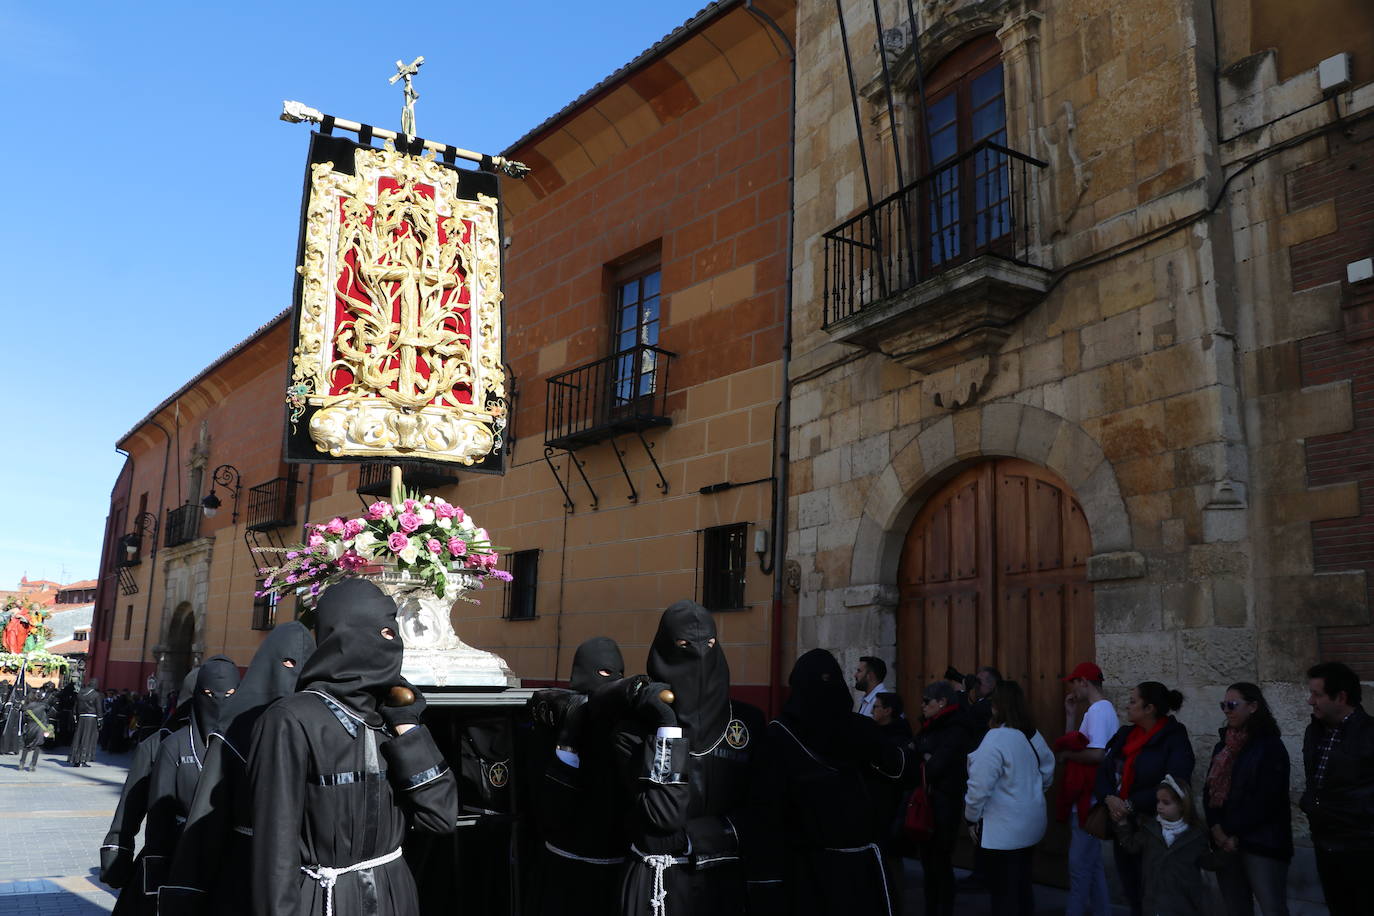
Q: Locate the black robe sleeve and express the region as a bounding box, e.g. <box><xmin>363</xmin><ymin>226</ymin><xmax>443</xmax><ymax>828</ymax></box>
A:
<box><xmin>160</xmin><ymin>736</ymin><xmax>234</xmax><ymax>915</ymax></box>
<box><xmin>621</xmin><ymin>730</ymin><xmax>692</xmax><ymax>852</ymax></box>
<box><xmin>142</xmin><ymin>732</ymin><xmax>182</xmax><ymax>892</ymax></box>
<box><xmin>379</xmin><ymin>725</ymin><xmax>458</xmax><ymax>834</ymax></box>
<box><xmin>248</xmin><ymin>703</ymin><xmax>311</xmax><ymax>916</ymax></box>
<box><xmin>100</xmin><ymin>729</ymin><xmax>163</xmax><ymax>888</ymax></box>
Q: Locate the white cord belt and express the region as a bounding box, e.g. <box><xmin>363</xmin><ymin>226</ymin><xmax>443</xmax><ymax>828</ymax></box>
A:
<box><xmin>643</xmin><ymin>854</ymin><xmax>678</xmax><ymax>916</ymax></box>
<box><xmin>300</xmin><ymin>846</ymin><xmax>403</xmax><ymax>916</ymax></box>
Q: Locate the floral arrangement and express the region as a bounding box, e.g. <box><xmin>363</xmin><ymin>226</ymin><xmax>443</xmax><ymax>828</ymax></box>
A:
<box><xmin>254</xmin><ymin>489</ymin><xmax>511</xmax><ymax>606</ymax></box>
<box><xmin>0</xmin><ymin>650</ymin><xmax>69</xmax><ymax>675</ymax></box>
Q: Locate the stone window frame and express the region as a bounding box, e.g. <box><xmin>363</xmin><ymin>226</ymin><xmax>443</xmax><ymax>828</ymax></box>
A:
<box><xmin>701</xmin><ymin>523</ymin><xmax>749</xmax><ymax>612</ymax></box>
<box><xmin>504</xmin><ymin>549</ymin><xmax>540</xmax><ymax>621</ymax></box>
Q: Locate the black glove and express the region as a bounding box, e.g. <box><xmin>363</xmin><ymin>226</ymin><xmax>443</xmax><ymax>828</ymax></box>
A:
<box><xmin>556</xmin><ymin>694</ymin><xmax>588</xmax><ymax>750</ymax></box>
<box><xmin>379</xmin><ymin>677</ymin><xmax>426</xmax><ymax>731</ymax></box>
<box><xmin>633</xmin><ymin>681</ymin><xmax>677</xmax><ymax>728</ymax></box>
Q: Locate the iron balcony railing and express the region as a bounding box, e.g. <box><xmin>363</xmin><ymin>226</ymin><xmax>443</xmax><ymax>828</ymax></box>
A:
<box><xmin>356</xmin><ymin>460</ymin><xmax>459</xmax><ymax>497</ymax></box>
<box><xmin>545</xmin><ymin>344</ymin><xmax>675</xmax><ymax>450</ymax></box>
<box><xmin>822</xmin><ymin>139</ymin><xmax>1047</xmax><ymax>327</ymax></box>
<box><xmin>164</xmin><ymin>503</ymin><xmax>203</xmax><ymax>548</ymax></box>
<box><xmin>246</xmin><ymin>477</ymin><xmax>298</xmax><ymax>531</ymax></box>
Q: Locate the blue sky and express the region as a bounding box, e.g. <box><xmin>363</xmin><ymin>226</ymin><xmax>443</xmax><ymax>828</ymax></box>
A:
<box><xmin>0</xmin><ymin>0</ymin><xmax>710</xmax><ymax>588</ymax></box>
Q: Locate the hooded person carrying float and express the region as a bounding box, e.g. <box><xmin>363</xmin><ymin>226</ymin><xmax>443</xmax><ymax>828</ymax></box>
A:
<box><xmin>248</xmin><ymin>578</ymin><xmax>457</xmax><ymax>916</ymax></box>
<box><xmin>160</xmin><ymin>621</ymin><xmax>316</xmax><ymax>916</ymax></box>
<box><xmin>615</xmin><ymin>600</ymin><xmax>769</xmax><ymax>916</ymax></box>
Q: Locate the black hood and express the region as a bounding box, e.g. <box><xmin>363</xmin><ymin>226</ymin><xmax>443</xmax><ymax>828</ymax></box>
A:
<box><xmin>193</xmin><ymin>656</ymin><xmax>241</xmax><ymax>738</ymax></box>
<box><xmin>297</xmin><ymin>578</ymin><xmax>403</xmax><ymax>727</ymax></box>
<box><xmin>570</xmin><ymin>637</ymin><xmax>624</xmax><ymax>693</ymax></box>
<box><xmin>166</xmin><ymin>668</ymin><xmax>199</xmax><ymax>730</ymax></box>
<box><xmin>217</xmin><ymin>621</ymin><xmax>316</xmax><ymax>757</ymax></box>
<box><xmin>781</xmin><ymin>649</ymin><xmax>854</xmax><ymax>760</ymax></box>
<box><xmin>646</xmin><ymin>600</ymin><xmax>729</xmax><ymax>752</ymax></box>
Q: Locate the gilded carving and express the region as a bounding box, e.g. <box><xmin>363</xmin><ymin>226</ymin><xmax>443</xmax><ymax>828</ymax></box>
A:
<box><xmin>290</xmin><ymin>141</ymin><xmax>505</xmax><ymax>464</ymax></box>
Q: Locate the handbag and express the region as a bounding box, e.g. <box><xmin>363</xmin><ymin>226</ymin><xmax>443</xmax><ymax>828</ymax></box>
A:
<box><xmin>901</xmin><ymin>762</ymin><xmax>935</xmax><ymax>845</ymax></box>
<box><xmin>1084</xmin><ymin>802</ymin><xmax>1113</xmax><ymax>840</ymax></box>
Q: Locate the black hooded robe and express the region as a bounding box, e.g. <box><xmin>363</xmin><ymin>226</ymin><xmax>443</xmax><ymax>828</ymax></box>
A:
<box><xmin>1</xmin><ymin>682</ymin><xmax>25</xmax><ymax>754</ymax></box>
<box><xmin>749</xmin><ymin>649</ymin><xmax>912</xmax><ymax>916</ymax></box>
<box><xmin>18</xmin><ymin>693</ymin><xmax>52</xmax><ymax>770</ymax></box>
<box><xmin>536</xmin><ymin>636</ymin><xmax>628</xmax><ymax>916</ymax></box>
<box><xmin>69</xmin><ymin>680</ymin><xmax>102</xmax><ymax>766</ymax></box>
<box><xmin>100</xmin><ymin>670</ymin><xmax>198</xmax><ymax>916</ymax></box>
<box><xmin>616</xmin><ymin>601</ymin><xmax>768</xmax><ymax>916</ymax></box>
<box><xmin>143</xmin><ymin>657</ymin><xmax>242</xmax><ymax>903</ymax></box>
<box><xmin>160</xmin><ymin>623</ymin><xmax>316</xmax><ymax>916</ymax></box>
<box><xmin>248</xmin><ymin>579</ymin><xmax>458</xmax><ymax>916</ymax></box>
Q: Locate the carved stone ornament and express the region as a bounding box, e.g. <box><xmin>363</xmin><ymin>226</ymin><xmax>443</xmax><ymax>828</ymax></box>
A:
<box><xmin>290</xmin><ymin>140</ymin><xmax>506</xmax><ymax>465</ymax></box>
<box><xmin>370</xmin><ymin>568</ymin><xmax>518</xmax><ymax>688</ymax></box>
<box><xmin>925</xmin><ymin>356</ymin><xmax>994</xmax><ymax>409</ymax></box>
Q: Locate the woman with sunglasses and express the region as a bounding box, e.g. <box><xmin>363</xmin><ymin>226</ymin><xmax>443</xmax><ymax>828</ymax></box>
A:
<box><xmin>1204</xmin><ymin>683</ymin><xmax>1293</xmax><ymax>915</ymax></box>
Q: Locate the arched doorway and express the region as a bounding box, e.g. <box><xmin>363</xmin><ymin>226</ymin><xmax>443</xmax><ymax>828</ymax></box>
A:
<box><xmin>896</xmin><ymin>458</ymin><xmax>1094</xmax><ymax>733</ymax></box>
<box><xmin>165</xmin><ymin>603</ymin><xmax>195</xmax><ymax>690</ymax></box>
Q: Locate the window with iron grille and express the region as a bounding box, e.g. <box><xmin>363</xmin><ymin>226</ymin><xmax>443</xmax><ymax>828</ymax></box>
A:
<box><xmin>252</xmin><ymin>586</ymin><xmax>279</xmax><ymax>631</ymax></box>
<box><xmin>702</xmin><ymin>524</ymin><xmax>748</xmax><ymax>612</ymax></box>
<box><xmin>505</xmin><ymin>550</ymin><xmax>539</xmax><ymax>620</ymax></box>
<box><xmin>123</xmin><ymin>605</ymin><xmax>133</xmax><ymax>641</ymax></box>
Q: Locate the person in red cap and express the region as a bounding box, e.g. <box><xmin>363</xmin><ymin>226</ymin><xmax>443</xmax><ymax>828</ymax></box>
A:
<box><xmin>1057</xmin><ymin>662</ymin><xmax>1118</xmax><ymax>916</ymax></box>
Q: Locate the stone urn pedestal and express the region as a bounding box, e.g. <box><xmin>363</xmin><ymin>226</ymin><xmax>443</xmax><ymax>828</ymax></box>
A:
<box><xmin>368</xmin><ymin>569</ymin><xmax>518</xmax><ymax>688</ymax></box>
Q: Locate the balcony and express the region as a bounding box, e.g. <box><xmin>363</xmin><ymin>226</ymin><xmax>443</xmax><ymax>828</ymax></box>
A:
<box><xmin>246</xmin><ymin>477</ymin><xmax>298</xmax><ymax>531</ymax></box>
<box><xmin>356</xmin><ymin>460</ymin><xmax>459</xmax><ymax>497</ymax></box>
<box><xmin>545</xmin><ymin>344</ymin><xmax>675</xmax><ymax>451</ymax></box>
<box><xmin>822</xmin><ymin>139</ymin><xmax>1050</xmax><ymax>376</ymax></box>
<box><xmin>164</xmin><ymin>503</ymin><xmax>203</xmax><ymax>548</ymax></box>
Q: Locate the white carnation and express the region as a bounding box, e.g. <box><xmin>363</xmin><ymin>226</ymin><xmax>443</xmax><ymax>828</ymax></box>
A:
<box><xmin>436</xmin><ymin>516</ymin><xmax>453</xmax><ymax>530</ymax></box>
<box><xmin>419</xmin><ymin>506</ymin><xmax>436</xmax><ymax>524</ymax></box>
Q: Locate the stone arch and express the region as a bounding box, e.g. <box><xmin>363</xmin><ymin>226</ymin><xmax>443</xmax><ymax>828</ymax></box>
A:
<box><xmin>164</xmin><ymin>602</ymin><xmax>196</xmax><ymax>689</ymax></box>
<box><xmin>850</xmin><ymin>402</ymin><xmax>1131</xmax><ymax>588</ymax></box>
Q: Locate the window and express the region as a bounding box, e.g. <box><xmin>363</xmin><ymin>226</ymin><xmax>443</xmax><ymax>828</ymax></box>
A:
<box><xmin>612</xmin><ymin>266</ymin><xmax>662</xmax><ymax>405</ymax></box>
<box><xmin>252</xmin><ymin>585</ymin><xmax>279</xmax><ymax>631</ymax></box>
<box><xmin>123</xmin><ymin>605</ymin><xmax>133</xmax><ymax>641</ymax></box>
<box><xmin>701</xmin><ymin>524</ymin><xmax>748</xmax><ymax>611</ymax></box>
<box><xmin>920</xmin><ymin>35</ymin><xmax>1008</xmax><ymax>268</ymax></box>
<box><xmin>505</xmin><ymin>550</ymin><xmax>539</xmax><ymax>620</ymax></box>
<box><xmin>75</xmin><ymin>631</ymin><xmax>88</xmax><ymax>642</ymax></box>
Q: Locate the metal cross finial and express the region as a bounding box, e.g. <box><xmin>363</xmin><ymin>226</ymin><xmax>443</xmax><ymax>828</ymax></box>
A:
<box><xmin>389</xmin><ymin>56</ymin><xmax>425</xmax><ymax>136</ymax></box>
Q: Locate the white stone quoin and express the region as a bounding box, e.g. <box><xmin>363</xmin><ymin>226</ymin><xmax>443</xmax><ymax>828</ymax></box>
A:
<box><xmin>371</xmin><ymin>570</ymin><xmax>518</xmax><ymax>688</ymax></box>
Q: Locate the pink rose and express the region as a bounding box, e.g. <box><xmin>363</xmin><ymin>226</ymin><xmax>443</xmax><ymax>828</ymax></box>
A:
<box><xmin>308</xmin><ymin>533</ymin><xmax>325</xmax><ymax>547</ymax></box>
<box><xmin>447</xmin><ymin>537</ymin><xmax>467</xmax><ymax>557</ymax></box>
<box><xmin>339</xmin><ymin>551</ymin><xmax>366</xmax><ymax>571</ymax></box>
<box><xmin>324</xmin><ymin>517</ymin><xmax>346</xmax><ymax>535</ymax></box>
<box><xmin>367</xmin><ymin>500</ymin><xmax>393</xmax><ymax>520</ymax></box>
<box><xmin>403</xmin><ymin>498</ymin><xmax>417</xmax><ymax>512</ymax></box>
<box><xmin>343</xmin><ymin>518</ymin><xmax>365</xmax><ymax>538</ymax></box>
<box><xmin>387</xmin><ymin>532</ymin><xmax>410</xmax><ymax>553</ymax></box>
<box><xmin>484</xmin><ymin>552</ymin><xmax>500</xmax><ymax>569</ymax></box>
<box><xmin>426</xmin><ymin>538</ymin><xmax>443</xmax><ymax>554</ymax></box>
<box><xmin>434</xmin><ymin>502</ymin><xmax>456</xmax><ymax>519</ymax></box>
<box><xmin>397</xmin><ymin>511</ymin><xmax>422</xmax><ymax>533</ymax></box>
<box><xmin>453</xmin><ymin>506</ymin><xmax>465</xmax><ymax>523</ymax></box>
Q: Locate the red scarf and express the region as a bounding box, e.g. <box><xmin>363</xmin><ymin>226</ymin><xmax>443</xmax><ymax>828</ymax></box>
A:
<box><xmin>1206</xmin><ymin>727</ymin><xmax>1249</xmax><ymax>807</ymax></box>
<box><xmin>1119</xmin><ymin>717</ymin><xmax>1168</xmax><ymax>798</ymax></box>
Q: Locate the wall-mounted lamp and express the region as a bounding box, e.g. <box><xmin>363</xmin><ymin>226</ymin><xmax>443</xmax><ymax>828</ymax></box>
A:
<box><xmin>203</xmin><ymin>464</ymin><xmax>242</xmax><ymax>523</ymax></box>
<box><xmin>123</xmin><ymin>511</ymin><xmax>159</xmax><ymax>561</ymax></box>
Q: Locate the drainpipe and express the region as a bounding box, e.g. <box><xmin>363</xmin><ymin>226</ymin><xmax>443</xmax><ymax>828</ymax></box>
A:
<box><xmin>745</xmin><ymin>0</ymin><xmax>795</xmax><ymax>719</ymax></box>
<box><xmin>138</xmin><ymin>417</ymin><xmax>173</xmax><ymax>691</ymax></box>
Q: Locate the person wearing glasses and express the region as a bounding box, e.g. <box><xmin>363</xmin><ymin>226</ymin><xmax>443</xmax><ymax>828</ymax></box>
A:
<box><xmin>914</xmin><ymin>681</ymin><xmax>976</xmax><ymax>916</ymax></box>
<box><xmin>1203</xmin><ymin>682</ymin><xmax>1292</xmax><ymax>916</ymax></box>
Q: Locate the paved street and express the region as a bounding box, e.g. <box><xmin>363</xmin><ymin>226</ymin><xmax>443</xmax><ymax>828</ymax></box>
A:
<box><xmin>0</xmin><ymin>745</ymin><xmax>128</xmax><ymax>915</ymax></box>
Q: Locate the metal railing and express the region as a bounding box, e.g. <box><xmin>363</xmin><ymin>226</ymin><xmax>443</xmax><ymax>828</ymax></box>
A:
<box><xmin>356</xmin><ymin>460</ymin><xmax>459</xmax><ymax>497</ymax></box>
<box><xmin>822</xmin><ymin>139</ymin><xmax>1047</xmax><ymax>327</ymax></box>
<box><xmin>246</xmin><ymin>477</ymin><xmax>298</xmax><ymax>531</ymax></box>
<box><xmin>164</xmin><ymin>503</ymin><xmax>203</xmax><ymax>548</ymax></box>
<box><xmin>545</xmin><ymin>344</ymin><xmax>675</xmax><ymax>450</ymax></box>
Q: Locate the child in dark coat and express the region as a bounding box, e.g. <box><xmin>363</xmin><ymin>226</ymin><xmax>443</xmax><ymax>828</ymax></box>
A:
<box><xmin>1113</xmin><ymin>776</ymin><xmax>1213</xmax><ymax>915</ymax></box>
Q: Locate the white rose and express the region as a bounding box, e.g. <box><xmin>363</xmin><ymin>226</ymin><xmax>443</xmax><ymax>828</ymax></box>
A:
<box><xmin>399</xmin><ymin>541</ymin><xmax>420</xmax><ymax>565</ymax></box>
<box><xmin>475</xmin><ymin>527</ymin><xmax>489</xmax><ymax>543</ymax></box>
<box><xmin>458</xmin><ymin>517</ymin><xmax>476</xmax><ymax>534</ymax></box>
<box><xmin>326</xmin><ymin>540</ymin><xmax>344</xmax><ymax>559</ymax></box>
<box><xmin>353</xmin><ymin>531</ymin><xmax>377</xmax><ymax>558</ymax></box>
<box><xmin>436</xmin><ymin>516</ymin><xmax>453</xmax><ymax>530</ymax></box>
<box><xmin>418</xmin><ymin>506</ymin><xmax>436</xmax><ymax>524</ymax></box>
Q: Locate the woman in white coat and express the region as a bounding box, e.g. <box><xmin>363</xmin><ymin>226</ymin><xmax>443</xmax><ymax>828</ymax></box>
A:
<box><xmin>963</xmin><ymin>681</ymin><xmax>1056</xmax><ymax>915</ymax></box>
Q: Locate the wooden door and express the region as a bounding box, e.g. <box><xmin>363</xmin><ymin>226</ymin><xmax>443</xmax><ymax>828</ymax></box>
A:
<box><xmin>896</xmin><ymin>458</ymin><xmax>1093</xmax><ymax>737</ymax></box>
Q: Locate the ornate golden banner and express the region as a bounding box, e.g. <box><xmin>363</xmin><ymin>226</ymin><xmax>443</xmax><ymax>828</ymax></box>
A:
<box><xmin>286</xmin><ymin>134</ymin><xmax>506</xmax><ymax>469</ymax></box>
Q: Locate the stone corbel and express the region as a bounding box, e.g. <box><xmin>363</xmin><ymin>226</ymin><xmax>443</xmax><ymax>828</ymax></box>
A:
<box><xmin>926</xmin><ymin>356</ymin><xmax>995</xmax><ymax>410</ymax></box>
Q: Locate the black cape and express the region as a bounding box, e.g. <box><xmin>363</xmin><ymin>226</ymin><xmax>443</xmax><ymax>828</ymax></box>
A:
<box><xmin>617</xmin><ymin>601</ymin><xmax>769</xmax><ymax>916</ymax></box>
<box><xmin>161</xmin><ymin>623</ymin><xmax>315</xmax><ymax>916</ymax></box>
<box><xmin>249</xmin><ymin>579</ymin><xmax>458</xmax><ymax>916</ymax></box>
<box><xmin>749</xmin><ymin>649</ymin><xmax>911</xmax><ymax>916</ymax></box>
<box><xmin>69</xmin><ymin>681</ymin><xmax>102</xmax><ymax>766</ymax></box>
<box><xmin>0</xmin><ymin>682</ymin><xmax>26</xmax><ymax>754</ymax></box>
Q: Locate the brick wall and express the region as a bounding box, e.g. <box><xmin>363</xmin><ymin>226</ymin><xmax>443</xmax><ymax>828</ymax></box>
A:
<box><xmin>1297</xmin><ymin>123</ymin><xmax>1374</xmax><ymax>676</ymax></box>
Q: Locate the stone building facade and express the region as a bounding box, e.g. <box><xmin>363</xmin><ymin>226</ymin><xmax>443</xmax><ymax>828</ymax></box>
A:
<box><xmin>785</xmin><ymin>0</ymin><xmax>1371</xmax><ymax>893</ymax></box>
